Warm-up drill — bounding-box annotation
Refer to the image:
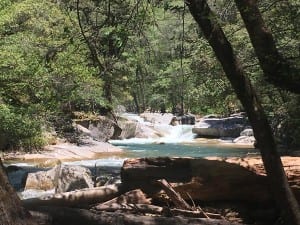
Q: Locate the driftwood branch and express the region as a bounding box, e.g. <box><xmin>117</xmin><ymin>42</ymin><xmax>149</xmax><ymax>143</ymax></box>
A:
<box><xmin>93</xmin><ymin>203</ymin><xmax>163</xmax><ymax>214</ymax></box>
<box><xmin>156</xmin><ymin>179</ymin><xmax>192</xmax><ymax>210</ymax></box>
<box><xmin>93</xmin><ymin>203</ymin><xmax>223</xmax><ymax>220</ymax></box>
<box><xmin>23</xmin><ymin>184</ymin><xmax>124</xmax><ymax>209</ymax></box>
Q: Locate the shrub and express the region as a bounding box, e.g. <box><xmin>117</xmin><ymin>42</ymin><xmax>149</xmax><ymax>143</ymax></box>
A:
<box><xmin>0</xmin><ymin>104</ymin><xmax>45</xmax><ymax>151</ymax></box>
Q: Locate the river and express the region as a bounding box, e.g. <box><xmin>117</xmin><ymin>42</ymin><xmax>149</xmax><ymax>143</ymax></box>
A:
<box><xmin>8</xmin><ymin>113</ymin><xmax>259</xmax><ymax>199</ymax></box>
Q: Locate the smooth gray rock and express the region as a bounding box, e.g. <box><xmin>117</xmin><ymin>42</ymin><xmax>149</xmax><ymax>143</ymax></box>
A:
<box><xmin>25</xmin><ymin>166</ymin><xmax>59</xmax><ymax>191</ymax></box>
<box><xmin>193</xmin><ymin>116</ymin><xmax>248</xmax><ymax>138</ymax></box>
<box><xmin>233</xmin><ymin>136</ymin><xmax>256</xmax><ymax>145</ymax></box>
<box><xmin>24</xmin><ymin>165</ymin><xmax>94</xmax><ymax>193</ymax></box>
<box><xmin>56</xmin><ymin>165</ymin><xmax>94</xmax><ymax>193</ymax></box>
<box><xmin>240</xmin><ymin>128</ymin><xmax>253</xmax><ymax>137</ymax></box>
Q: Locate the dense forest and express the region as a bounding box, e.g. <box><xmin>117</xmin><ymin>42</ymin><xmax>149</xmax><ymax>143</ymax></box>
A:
<box><xmin>1</xmin><ymin>1</ymin><xmax>300</xmax><ymax>225</ymax></box>
<box><xmin>0</xmin><ymin>0</ymin><xmax>299</xmax><ymax>151</ymax></box>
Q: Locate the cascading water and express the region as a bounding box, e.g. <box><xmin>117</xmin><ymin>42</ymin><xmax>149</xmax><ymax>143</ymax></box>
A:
<box><xmin>110</xmin><ymin>113</ymin><xmax>256</xmax><ymax>158</ymax></box>
<box><xmin>110</xmin><ymin>113</ymin><xmax>197</xmax><ymax>145</ymax></box>
<box><xmin>7</xmin><ymin>113</ymin><xmax>257</xmax><ymax>200</ymax></box>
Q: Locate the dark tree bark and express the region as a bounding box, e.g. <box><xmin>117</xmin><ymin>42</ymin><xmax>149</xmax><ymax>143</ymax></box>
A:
<box><xmin>185</xmin><ymin>1</ymin><xmax>300</xmax><ymax>225</ymax></box>
<box><xmin>234</xmin><ymin>0</ymin><xmax>300</xmax><ymax>94</ymax></box>
<box><xmin>32</xmin><ymin>206</ymin><xmax>242</xmax><ymax>225</ymax></box>
<box><xmin>0</xmin><ymin>159</ymin><xmax>37</xmax><ymax>225</ymax></box>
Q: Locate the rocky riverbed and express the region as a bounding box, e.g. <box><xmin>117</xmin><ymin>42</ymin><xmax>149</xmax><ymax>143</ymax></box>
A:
<box><xmin>7</xmin><ymin>155</ymin><xmax>300</xmax><ymax>225</ymax></box>
<box><xmin>3</xmin><ymin>137</ymin><xmax>124</xmax><ymax>166</ymax></box>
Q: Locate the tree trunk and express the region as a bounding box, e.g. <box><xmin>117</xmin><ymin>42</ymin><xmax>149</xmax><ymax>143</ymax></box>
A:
<box><xmin>185</xmin><ymin>1</ymin><xmax>300</xmax><ymax>225</ymax></box>
<box><xmin>121</xmin><ymin>157</ymin><xmax>300</xmax><ymax>203</ymax></box>
<box><xmin>103</xmin><ymin>74</ymin><xmax>113</xmax><ymax>104</ymax></box>
<box><xmin>32</xmin><ymin>206</ymin><xmax>243</xmax><ymax>225</ymax></box>
<box><xmin>0</xmin><ymin>159</ymin><xmax>37</xmax><ymax>225</ymax></box>
<box><xmin>23</xmin><ymin>184</ymin><xmax>124</xmax><ymax>209</ymax></box>
<box><xmin>234</xmin><ymin>0</ymin><xmax>300</xmax><ymax>94</ymax></box>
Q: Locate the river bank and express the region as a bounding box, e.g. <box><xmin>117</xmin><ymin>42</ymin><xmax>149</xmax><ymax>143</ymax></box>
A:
<box><xmin>2</xmin><ymin>138</ymin><xmax>124</xmax><ymax>166</ymax></box>
<box><xmin>15</xmin><ymin>155</ymin><xmax>300</xmax><ymax>225</ymax></box>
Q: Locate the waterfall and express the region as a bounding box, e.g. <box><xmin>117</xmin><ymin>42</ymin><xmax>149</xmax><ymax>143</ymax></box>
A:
<box><xmin>111</xmin><ymin>113</ymin><xmax>196</xmax><ymax>145</ymax></box>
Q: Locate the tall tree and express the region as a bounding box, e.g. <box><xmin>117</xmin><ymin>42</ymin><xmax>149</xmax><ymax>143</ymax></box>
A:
<box><xmin>234</xmin><ymin>0</ymin><xmax>300</xmax><ymax>94</ymax></box>
<box><xmin>186</xmin><ymin>0</ymin><xmax>300</xmax><ymax>225</ymax></box>
<box><xmin>75</xmin><ymin>0</ymin><xmax>148</xmax><ymax>107</ymax></box>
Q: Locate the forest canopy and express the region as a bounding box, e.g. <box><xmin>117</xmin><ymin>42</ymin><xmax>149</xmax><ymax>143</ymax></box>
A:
<box><xmin>0</xmin><ymin>0</ymin><xmax>299</xmax><ymax>150</ymax></box>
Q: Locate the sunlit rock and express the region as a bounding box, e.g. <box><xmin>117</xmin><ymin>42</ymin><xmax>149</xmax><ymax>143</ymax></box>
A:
<box><xmin>140</xmin><ymin>113</ymin><xmax>174</xmax><ymax>125</ymax></box>
<box><xmin>233</xmin><ymin>136</ymin><xmax>255</xmax><ymax>145</ymax></box>
<box><xmin>55</xmin><ymin>165</ymin><xmax>94</xmax><ymax>193</ymax></box>
<box><xmin>240</xmin><ymin>128</ymin><xmax>253</xmax><ymax>137</ymax></box>
<box><xmin>25</xmin><ymin>166</ymin><xmax>59</xmax><ymax>191</ymax></box>
<box><xmin>24</xmin><ymin>165</ymin><xmax>94</xmax><ymax>193</ymax></box>
<box><xmin>192</xmin><ymin>116</ymin><xmax>248</xmax><ymax>138</ymax></box>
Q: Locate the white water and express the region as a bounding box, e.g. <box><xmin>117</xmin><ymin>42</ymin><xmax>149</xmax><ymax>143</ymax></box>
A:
<box><xmin>111</xmin><ymin>113</ymin><xmax>196</xmax><ymax>145</ymax></box>
<box><xmin>63</xmin><ymin>157</ymin><xmax>125</xmax><ymax>168</ymax></box>
<box><xmin>9</xmin><ymin>114</ymin><xmax>256</xmax><ymax>199</ymax></box>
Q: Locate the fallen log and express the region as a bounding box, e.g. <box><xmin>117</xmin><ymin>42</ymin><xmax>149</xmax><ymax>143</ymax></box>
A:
<box><xmin>93</xmin><ymin>203</ymin><xmax>164</xmax><ymax>214</ymax></box>
<box><xmin>23</xmin><ymin>184</ymin><xmax>125</xmax><ymax>209</ymax></box>
<box><xmin>31</xmin><ymin>206</ymin><xmax>244</xmax><ymax>225</ymax></box>
<box><xmin>93</xmin><ymin>189</ymin><xmax>151</xmax><ymax>210</ymax></box>
<box><xmin>121</xmin><ymin>157</ymin><xmax>300</xmax><ymax>203</ymax></box>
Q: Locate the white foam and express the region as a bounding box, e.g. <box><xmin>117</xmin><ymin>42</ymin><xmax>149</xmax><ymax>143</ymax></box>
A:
<box><xmin>19</xmin><ymin>188</ymin><xmax>56</xmax><ymax>200</ymax></box>
<box><xmin>62</xmin><ymin>157</ymin><xmax>125</xmax><ymax>167</ymax></box>
<box><xmin>110</xmin><ymin>124</ymin><xmax>196</xmax><ymax>145</ymax></box>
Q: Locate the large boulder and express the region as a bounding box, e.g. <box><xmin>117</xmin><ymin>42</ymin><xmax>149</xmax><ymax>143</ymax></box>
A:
<box><xmin>192</xmin><ymin>116</ymin><xmax>248</xmax><ymax>138</ymax></box>
<box><xmin>55</xmin><ymin>165</ymin><xmax>94</xmax><ymax>193</ymax></box>
<box><xmin>25</xmin><ymin>166</ymin><xmax>59</xmax><ymax>191</ymax></box>
<box><xmin>234</xmin><ymin>128</ymin><xmax>255</xmax><ymax>145</ymax></box>
<box><xmin>114</xmin><ymin>113</ymin><xmax>164</xmax><ymax>139</ymax></box>
<box><xmin>233</xmin><ymin>136</ymin><xmax>256</xmax><ymax>145</ymax></box>
<box><xmin>74</xmin><ymin>116</ymin><xmax>120</xmax><ymax>142</ymax></box>
<box><xmin>24</xmin><ymin>165</ymin><xmax>94</xmax><ymax>193</ymax></box>
<box><xmin>240</xmin><ymin>128</ymin><xmax>254</xmax><ymax>137</ymax></box>
<box><xmin>140</xmin><ymin>113</ymin><xmax>174</xmax><ymax>125</ymax></box>
<box><xmin>117</xmin><ymin>120</ymin><xmax>138</xmax><ymax>139</ymax></box>
<box><xmin>135</xmin><ymin>123</ymin><xmax>163</xmax><ymax>139</ymax></box>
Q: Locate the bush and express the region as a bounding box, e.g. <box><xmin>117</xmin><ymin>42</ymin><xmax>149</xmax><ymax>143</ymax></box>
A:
<box><xmin>0</xmin><ymin>104</ymin><xmax>45</xmax><ymax>151</ymax></box>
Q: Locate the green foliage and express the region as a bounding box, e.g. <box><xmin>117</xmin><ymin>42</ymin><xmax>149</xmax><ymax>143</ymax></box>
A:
<box><xmin>0</xmin><ymin>0</ymin><xmax>109</xmax><ymax>149</ymax></box>
<box><xmin>0</xmin><ymin>0</ymin><xmax>299</xmax><ymax>150</ymax></box>
<box><xmin>0</xmin><ymin>104</ymin><xmax>44</xmax><ymax>151</ymax></box>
